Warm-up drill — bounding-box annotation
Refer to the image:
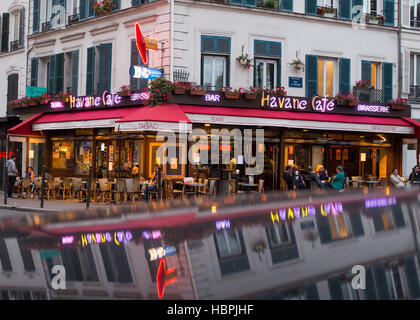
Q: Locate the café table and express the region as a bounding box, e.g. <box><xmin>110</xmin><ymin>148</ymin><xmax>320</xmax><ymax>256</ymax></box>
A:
<box><xmin>186</xmin><ymin>182</ymin><xmax>206</xmax><ymax>195</ymax></box>
<box><xmin>366</xmin><ymin>180</ymin><xmax>380</xmax><ymax>189</ymax></box>
<box><xmin>238</xmin><ymin>182</ymin><xmax>258</xmax><ymax>192</ymax></box>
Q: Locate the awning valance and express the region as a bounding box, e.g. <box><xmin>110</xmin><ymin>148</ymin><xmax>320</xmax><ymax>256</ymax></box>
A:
<box><xmin>8</xmin><ymin>113</ymin><xmax>44</xmax><ymax>136</ymax></box>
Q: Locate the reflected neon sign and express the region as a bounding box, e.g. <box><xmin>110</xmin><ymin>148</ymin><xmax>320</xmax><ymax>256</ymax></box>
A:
<box><xmin>142</xmin><ymin>230</ymin><xmax>162</xmax><ymax>240</ymax></box>
<box><xmin>365</xmin><ymin>196</ymin><xmax>397</xmax><ymax>209</ymax></box>
<box><xmin>80</xmin><ymin>231</ymin><xmax>133</xmax><ymax>247</ymax></box>
<box><xmin>270</xmin><ymin>202</ymin><xmax>343</xmax><ymax>223</ymax></box>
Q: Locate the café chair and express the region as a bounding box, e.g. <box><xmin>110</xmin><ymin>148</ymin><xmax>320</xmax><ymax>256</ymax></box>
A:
<box><xmin>44</xmin><ymin>178</ymin><xmax>55</xmax><ymax>200</ymax></box>
<box><xmin>182</xmin><ymin>182</ymin><xmax>197</xmax><ymax>199</ymax></box>
<box><xmin>59</xmin><ymin>178</ymin><xmax>72</xmax><ymax>200</ymax></box>
<box><xmin>17</xmin><ymin>178</ymin><xmax>32</xmax><ymax>199</ymax></box>
<box><xmin>97</xmin><ymin>178</ymin><xmax>111</xmax><ymax>203</ymax></box>
<box><xmin>199</xmin><ymin>180</ymin><xmax>216</xmax><ymax>199</ymax></box>
<box><xmin>111</xmin><ymin>179</ymin><xmax>127</xmax><ymax>204</ymax></box>
<box><xmin>125</xmin><ymin>179</ymin><xmax>139</xmax><ymax>202</ymax></box>
<box><xmin>71</xmin><ymin>178</ymin><xmax>83</xmax><ymax>201</ymax></box>
<box><xmin>251</xmin><ymin>179</ymin><xmax>264</xmax><ymax>194</ymax></box>
<box><xmin>166</xmin><ymin>180</ymin><xmax>182</xmax><ymax>200</ymax></box>
<box><xmin>81</xmin><ymin>178</ymin><xmax>96</xmax><ymax>202</ymax></box>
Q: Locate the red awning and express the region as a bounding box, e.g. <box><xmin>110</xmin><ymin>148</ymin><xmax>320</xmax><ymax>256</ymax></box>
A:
<box><xmin>8</xmin><ymin>113</ymin><xmax>44</xmax><ymax>136</ymax></box>
<box><xmin>116</xmin><ymin>104</ymin><xmax>192</xmax><ymax>132</ymax></box>
<box><xmin>180</xmin><ymin>105</ymin><xmax>414</xmax><ymax>135</ymax></box>
<box><xmin>32</xmin><ymin>107</ymin><xmax>136</xmax><ymax>131</ymax></box>
<box><xmin>403</xmin><ymin>117</ymin><xmax>420</xmax><ymax>137</ymax></box>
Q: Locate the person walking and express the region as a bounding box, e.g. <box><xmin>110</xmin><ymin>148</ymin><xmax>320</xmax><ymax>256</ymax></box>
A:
<box><xmin>283</xmin><ymin>166</ymin><xmax>293</xmax><ymax>190</ymax></box>
<box><xmin>390</xmin><ymin>168</ymin><xmax>405</xmax><ymax>188</ymax></box>
<box><xmin>331</xmin><ymin>166</ymin><xmax>345</xmax><ymax>190</ymax></box>
<box><xmin>6</xmin><ymin>155</ymin><xmax>18</xmax><ymax>198</ymax></box>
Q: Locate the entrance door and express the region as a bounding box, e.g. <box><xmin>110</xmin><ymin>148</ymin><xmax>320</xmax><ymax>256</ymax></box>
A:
<box><xmin>263</xmin><ymin>142</ymin><xmax>280</xmax><ymax>190</ymax></box>
<box><xmin>329</xmin><ymin>146</ymin><xmax>359</xmax><ymax>178</ymax></box>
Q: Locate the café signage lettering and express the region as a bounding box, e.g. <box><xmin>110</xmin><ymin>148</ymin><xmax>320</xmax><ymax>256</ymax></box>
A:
<box><xmin>357</xmin><ymin>104</ymin><xmax>390</xmax><ymax>113</ymax></box>
<box><xmin>260</xmin><ymin>92</ymin><xmax>336</xmax><ymax>113</ymax></box>
<box><xmin>80</xmin><ymin>231</ymin><xmax>133</xmax><ymax>247</ymax></box>
<box><xmin>270</xmin><ymin>202</ymin><xmax>343</xmax><ymax>223</ymax></box>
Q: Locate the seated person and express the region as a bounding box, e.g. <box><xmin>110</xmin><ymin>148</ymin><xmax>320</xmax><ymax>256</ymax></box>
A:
<box><xmin>143</xmin><ymin>165</ymin><xmax>159</xmax><ymax>199</ymax></box>
<box><xmin>283</xmin><ymin>166</ymin><xmax>294</xmax><ymax>190</ymax></box>
<box><xmin>390</xmin><ymin>168</ymin><xmax>405</xmax><ymax>188</ymax></box>
<box><xmin>26</xmin><ymin>167</ymin><xmax>36</xmax><ymax>198</ymax></box>
<box><xmin>132</xmin><ymin>163</ymin><xmax>140</xmax><ymax>177</ymax></box>
<box><xmin>330</xmin><ymin>166</ymin><xmax>345</xmax><ymax>190</ymax></box>
<box><xmin>409</xmin><ymin>165</ymin><xmax>420</xmax><ymax>184</ymax></box>
<box><xmin>306</xmin><ymin>166</ymin><xmax>322</xmax><ymax>189</ymax></box>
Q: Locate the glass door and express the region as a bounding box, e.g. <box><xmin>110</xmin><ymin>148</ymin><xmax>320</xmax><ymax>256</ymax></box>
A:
<box><xmin>29</xmin><ymin>138</ymin><xmax>46</xmax><ymax>177</ymax></box>
<box><xmin>255</xmin><ymin>59</ymin><xmax>277</xmax><ymax>89</ymax></box>
<box><xmin>203</xmin><ymin>55</ymin><xmax>226</xmax><ymax>90</ymax></box>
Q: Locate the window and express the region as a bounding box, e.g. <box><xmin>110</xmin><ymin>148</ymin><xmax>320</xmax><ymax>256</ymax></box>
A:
<box><xmin>33</xmin><ymin>0</ymin><xmax>40</xmax><ymax>33</ymax></box>
<box><xmin>214</xmin><ymin>229</ymin><xmax>250</xmax><ymax>276</ymax></box>
<box><xmin>201</xmin><ymin>36</ymin><xmax>231</xmax><ymax>90</ymax></box>
<box><xmin>52</xmin><ymin>141</ymin><xmax>75</xmax><ymax>170</ymax></box>
<box><xmin>48</xmin><ymin>53</ymin><xmax>64</xmax><ymax>96</ymax></box>
<box><xmin>410</xmin><ymin>54</ymin><xmax>420</xmax><ymax>98</ymax></box>
<box><xmin>31</xmin><ymin>58</ymin><xmax>39</xmax><ymax>87</ymax></box>
<box><xmin>328</xmin><ymin>275</ymin><xmax>362</xmax><ymax>300</ymax></box>
<box><xmin>99</xmin><ymin>43</ymin><xmax>113</xmax><ymax>93</ymax></box>
<box><xmin>363</xmin><ymin>0</ymin><xmax>377</xmax><ymax>14</ymax></box>
<box><xmin>130</xmin><ymin>39</ymin><xmax>148</xmax><ymax>91</ymax></box>
<box><xmin>411</xmin><ymin>0</ymin><xmax>420</xmax><ymax>27</ymax></box>
<box><xmin>75</xmin><ymin>141</ymin><xmax>92</xmax><ymax>175</ymax></box>
<box><xmin>362</xmin><ymin>61</ymin><xmax>381</xmax><ymax>89</ymax></box>
<box><xmin>0</xmin><ymin>239</ymin><xmax>12</xmax><ymax>272</ymax></box>
<box><xmin>372</xmin><ymin>206</ymin><xmax>405</xmax><ymax>232</ymax></box>
<box><xmin>317</xmin><ymin>57</ymin><xmax>337</xmax><ymax>97</ymax></box>
<box><xmin>266</xmin><ymin>223</ymin><xmax>299</xmax><ymax>264</ymax></box>
<box><xmin>317</xmin><ymin>0</ymin><xmax>333</xmax><ymax>7</ymax></box>
<box><xmin>230</xmin><ymin>0</ymin><xmax>257</xmax><ymax>7</ymax></box>
<box><xmin>360</xmin><ymin>60</ymin><xmax>392</xmax><ymax>103</ymax></box>
<box><xmin>46</xmin><ymin>0</ymin><xmax>66</xmax><ymax>26</ymax></box>
<box><xmin>60</xmin><ymin>247</ymin><xmax>84</xmax><ymax>282</ymax></box>
<box><xmin>99</xmin><ymin>242</ymin><xmax>133</xmax><ymax>283</ymax></box>
<box><xmin>70</xmin><ymin>50</ymin><xmax>79</xmax><ymax>96</ymax></box>
<box><xmin>1</xmin><ymin>13</ymin><xmax>10</xmax><ymax>52</ymax></box>
<box><xmin>17</xmin><ymin>239</ymin><xmax>36</xmax><ymax>272</ymax></box>
<box><xmin>267</xmin><ymin>223</ymin><xmax>292</xmax><ymax>247</ymax></box>
<box><xmin>254</xmin><ymin>40</ymin><xmax>281</xmax><ymax>89</ymax></box>
<box><xmin>7</xmin><ymin>74</ymin><xmax>18</xmax><ymax>104</ymax></box>
<box><xmin>79</xmin><ymin>0</ymin><xmax>95</xmax><ymax>20</ymax></box>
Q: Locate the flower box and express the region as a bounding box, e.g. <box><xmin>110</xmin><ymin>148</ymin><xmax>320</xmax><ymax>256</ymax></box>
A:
<box><xmin>369</xmin><ymin>18</ymin><xmax>379</xmax><ymax>24</ymax></box>
<box><xmin>323</xmin><ymin>12</ymin><xmax>335</xmax><ymax>18</ymax></box>
<box><xmin>174</xmin><ymin>87</ymin><xmax>186</xmax><ymax>95</ymax></box>
<box><xmin>347</xmin><ymin>101</ymin><xmax>360</xmax><ymax>107</ymax></box>
<box><xmin>117</xmin><ymin>91</ymin><xmax>131</xmax><ymax>97</ymax></box>
<box><xmin>29</xmin><ymin>101</ymin><xmax>39</xmax><ymax>107</ymax></box>
<box><xmin>244</xmin><ymin>92</ymin><xmax>257</xmax><ymax>100</ymax></box>
<box><xmin>225</xmin><ymin>92</ymin><xmax>240</xmax><ymax>100</ymax></box>
<box><xmin>40</xmin><ymin>99</ymin><xmax>51</xmax><ymax>105</ymax></box>
<box><xmin>391</xmin><ymin>104</ymin><xmax>405</xmax><ymax>110</ymax></box>
<box><xmin>190</xmin><ymin>88</ymin><xmax>206</xmax><ymax>96</ymax></box>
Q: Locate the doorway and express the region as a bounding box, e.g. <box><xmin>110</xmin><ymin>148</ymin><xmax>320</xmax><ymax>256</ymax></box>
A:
<box><xmin>329</xmin><ymin>146</ymin><xmax>359</xmax><ymax>178</ymax></box>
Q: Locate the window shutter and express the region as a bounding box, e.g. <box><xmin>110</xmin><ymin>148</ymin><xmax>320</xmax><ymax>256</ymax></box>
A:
<box><xmin>113</xmin><ymin>0</ymin><xmax>121</xmax><ymax>11</ymax></box>
<box><xmin>339</xmin><ymin>0</ymin><xmax>351</xmax><ymax>19</ymax></box>
<box><xmin>86</xmin><ymin>47</ymin><xmax>95</xmax><ymax>95</ymax></box>
<box><xmin>231</xmin><ymin>0</ymin><xmax>244</xmax><ymax>5</ymax></box>
<box><xmin>349</xmin><ymin>211</ymin><xmax>364</xmax><ymax>237</ymax></box>
<box><xmin>339</xmin><ymin>58</ymin><xmax>351</xmax><ymax>94</ymax></box>
<box><xmin>61</xmin><ymin>247</ymin><xmax>83</xmax><ymax>282</ymax></box>
<box><xmin>305</xmin><ymin>0</ymin><xmax>317</xmax><ymax>15</ymax></box>
<box><xmin>352</xmin><ymin>0</ymin><xmax>364</xmax><ymax>18</ymax></box>
<box><xmin>18</xmin><ymin>239</ymin><xmax>35</xmax><ymax>272</ymax></box>
<box><xmin>372</xmin><ymin>210</ymin><xmax>385</xmax><ymax>232</ymax></box>
<box><xmin>19</xmin><ymin>8</ymin><xmax>25</xmax><ymax>48</ymax></box>
<box><xmin>99</xmin><ymin>244</ymin><xmax>116</xmax><ymax>282</ymax></box>
<box><xmin>48</xmin><ymin>55</ymin><xmax>57</xmax><ymax>95</ymax></box>
<box><xmin>55</xmin><ymin>53</ymin><xmax>65</xmax><ymax>94</ymax></box>
<box><xmin>110</xmin><ymin>244</ymin><xmax>133</xmax><ymax>283</ymax></box>
<box><xmin>382</xmin><ymin>62</ymin><xmax>393</xmax><ymax>103</ymax></box>
<box><xmin>0</xmin><ymin>239</ymin><xmax>12</xmax><ymax>272</ymax></box>
<box><xmin>365</xmin><ymin>267</ymin><xmax>378</xmax><ymax>300</ymax></box>
<box><xmin>374</xmin><ymin>265</ymin><xmax>391</xmax><ymax>300</ymax></box>
<box><xmin>79</xmin><ymin>0</ymin><xmax>87</xmax><ymax>20</ymax></box>
<box><xmin>401</xmin><ymin>0</ymin><xmax>410</xmax><ymax>27</ymax></box>
<box><xmin>328</xmin><ymin>277</ymin><xmax>344</xmax><ymax>299</ymax></box>
<box><xmin>33</xmin><ymin>0</ymin><xmax>40</xmax><ymax>33</ymax></box>
<box><xmin>201</xmin><ymin>36</ymin><xmax>216</xmax><ymax>53</ymax></box>
<box><xmin>391</xmin><ymin>206</ymin><xmax>405</xmax><ymax>228</ymax></box>
<box><xmin>404</xmin><ymin>257</ymin><xmax>420</xmax><ymax>299</ymax></box>
<box><xmin>361</xmin><ymin>60</ymin><xmax>371</xmax><ymax>83</ymax></box>
<box><xmin>7</xmin><ymin>74</ymin><xmax>18</xmax><ymax>103</ymax></box>
<box><xmin>244</xmin><ymin>0</ymin><xmax>257</xmax><ymax>7</ymax></box>
<box><xmin>383</xmin><ymin>0</ymin><xmax>395</xmax><ymax>26</ymax></box>
<box><xmin>305</xmin><ymin>54</ymin><xmax>318</xmax><ymax>98</ymax></box>
<box><xmin>402</xmin><ymin>50</ymin><xmax>410</xmax><ymax>94</ymax></box>
<box><xmin>31</xmin><ymin>58</ymin><xmax>39</xmax><ymax>87</ymax></box>
<box><xmin>99</xmin><ymin>43</ymin><xmax>112</xmax><ymax>93</ymax></box>
<box><xmin>304</xmin><ymin>284</ymin><xmax>320</xmax><ymax>300</ymax></box>
<box><xmin>1</xmin><ymin>13</ymin><xmax>10</xmax><ymax>52</ymax></box>
<box><xmin>71</xmin><ymin>51</ymin><xmax>79</xmax><ymax>96</ymax></box>
<box><xmin>217</xmin><ymin>37</ymin><xmax>230</xmax><ymax>54</ymax></box>
<box><xmin>282</xmin><ymin>0</ymin><xmax>293</xmax><ymax>11</ymax></box>
<box><xmin>132</xmin><ymin>0</ymin><xmax>141</xmax><ymax>6</ymax></box>
<box><xmin>315</xmin><ymin>214</ymin><xmax>332</xmax><ymax>244</ymax></box>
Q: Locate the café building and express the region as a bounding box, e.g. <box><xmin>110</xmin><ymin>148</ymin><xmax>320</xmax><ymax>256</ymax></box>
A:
<box><xmin>7</xmin><ymin>89</ymin><xmax>420</xmax><ymax>191</ymax></box>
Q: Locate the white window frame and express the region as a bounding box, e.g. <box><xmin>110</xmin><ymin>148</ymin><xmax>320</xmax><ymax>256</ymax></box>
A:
<box><xmin>364</xmin><ymin>0</ymin><xmax>379</xmax><ymax>14</ymax></box>
<box><xmin>202</xmin><ymin>55</ymin><xmax>226</xmax><ymax>90</ymax></box>
<box><xmin>410</xmin><ymin>53</ymin><xmax>420</xmax><ymax>86</ymax></box>
<box><xmin>317</xmin><ymin>0</ymin><xmax>333</xmax><ymax>7</ymax></box>
<box><xmin>267</xmin><ymin>223</ymin><xmax>292</xmax><ymax>248</ymax></box>
<box><xmin>318</xmin><ymin>57</ymin><xmax>338</xmax><ymax>98</ymax></box>
<box><xmin>411</xmin><ymin>0</ymin><xmax>420</xmax><ymax>25</ymax></box>
<box><xmin>255</xmin><ymin>58</ymin><xmax>278</xmax><ymax>90</ymax></box>
<box><xmin>215</xmin><ymin>229</ymin><xmax>243</xmax><ymax>259</ymax></box>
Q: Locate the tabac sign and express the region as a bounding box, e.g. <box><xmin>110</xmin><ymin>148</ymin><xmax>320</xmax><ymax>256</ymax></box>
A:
<box><xmin>135</xmin><ymin>23</ymin><xmax>158</xmax><ymax>64</ymax></box>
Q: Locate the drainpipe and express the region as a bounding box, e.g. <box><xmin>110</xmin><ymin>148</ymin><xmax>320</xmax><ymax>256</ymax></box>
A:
<box><xmin>170</xmin><ymin>0</ymin><xmax>174</xmax><ymax>82</ymax></box>
<box><xmin>398</xmin><ymin>0</ymin><xmax>402</xmax><ymax>98</ymax></box>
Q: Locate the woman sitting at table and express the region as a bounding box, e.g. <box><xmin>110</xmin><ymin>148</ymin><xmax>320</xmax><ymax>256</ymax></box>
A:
<box><xmin>26</xmin><ymin>167</ymin><xmax>36</xmax><ymax>198</ymax></box>
<box><xmin>143</xmin><ymin>165</ymin><xmax>159</xmax><ymax>199</ymax></box>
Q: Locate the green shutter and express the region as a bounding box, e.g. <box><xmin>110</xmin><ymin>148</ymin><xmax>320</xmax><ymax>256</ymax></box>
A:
<box><xmin>316</xmin><ymin>214</ymin><xmax>332</xmax><ymax>244</ymax></box>
<box><xmin>88</xmin><ymin>0</ymin><xmax>95</xmax><ymax>18</ymax></box>
<box><xmin>282</xmin><ymin>0</ymin><xmax>293</xmax><ymax>11</ymax></box>
<box><xmin>86</xmin><ymin>47</ymin><xmax>95</xmax><ymax>95</ymax></box>
<box><xmin>339</xmin><ymin>0</ymin><xmax>351</xmax><ymax>19</ymax></box>
<box><xmin>48</xmin><ymin>55</ymin><xmax>56</xmax><ymax>95</ymax></box>
<box><xmin>374</xmin><ymin>265</ymin><xmax>391</xmax><ymax>300</ymax></box>
<box><xmin>365</xmin><ymin>267</ymin><xmax>378</xmax><ymax>300</ymax></box>
<box><xmin>99</xmin><ymin>43</ymin><xmax>112</xmax><ymax>93</ymax></box>
<box><xmin>305</xmin><ymin>0</ymin><xmax>317</xmax><ymax>15</ymax></box>
<box><xmin>71</xmin><ymin>51</ymin><xmax>79</xmax><ymax>96</ymax></box>
<box><xmin>383</xmin><ymin>0</ymin><xmax>394</xmax><ymax>26</ymax></box>
<box><xmin>306</xmin><ymin>54</ymin><xmax>318</xmax><ymax>98</ymax></box>
<box><xmin>405</xmin><ymin>257</ymin><xmax>420</xmax><ymax>299</ymax></box>
<box><xmin>349</xmin><ymin>211</ymin><xmax>364</xmax><ymax>237</ymax></box>
<box><xmin>55</xmin><ymin>53</ymin><xmax>64</xmax><ymax>94</ymax></box>
<box><xmin>79</xmin><ymin>0</ymin><xmax>87</xmax><ymax>20</ymax></box>
<box><xmin>352</xmin><ymin>0</ymin><xmax>364</xmax><ymax>18</ymax></box>
<box><xmin>328</xmin><ymin>277</ymin><xmax>344</xmax><ymax>300</ymax></box>
<box><xmin>231</xmin><ymin>0</ymin><xmax>244</xmax><ymax>5</ymax></box>
<box><xmin>361</xmin><ymin>60</ymin><xmax>371</xmax><ymax>83</ymax></box>
<box><xmin>33</xmin><ymin>0</ymin><xmax>40</xmax><ymax>33</ymax></box>
<box><xmin>226</xmin><ymin>55</ymin><xmax>230</xmax><ymax>88</ymax></box>
<box><xmin>244</xmin><ymin>0</ymin><xmax>257</xmax><ymax>7</ymax></box>
<box><xmin>391</xmin><ymin>206</ymin><xmax>405</xmax><ymax>228</ymax></box>
<box><xmin>382</xmin><ymin>62</ymin><xmax>393</xmax><ymax>103</ymax></box>
<box><xmin>339</xmin><ymin>58</ymin><xmax>351</xmax><ymax>94</ymax></box>
<box><xmin>30</xmin><ymin>58</ymin><xmax>39</xmax><ymax>87</ymax></box>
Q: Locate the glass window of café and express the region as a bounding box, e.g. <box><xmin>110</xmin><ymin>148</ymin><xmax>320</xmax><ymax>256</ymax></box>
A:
<box><xmin>29</xmin><ymin>138</ymin><xmax>46</xmax><ymax>177</ymax></box>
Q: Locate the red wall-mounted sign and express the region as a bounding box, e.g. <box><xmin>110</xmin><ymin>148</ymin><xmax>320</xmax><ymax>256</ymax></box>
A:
<box><xmin>135</xmin><ymin>23</ymin><xmax>159</xmax><ymax>65</ymax></box>
<box><xmin>156</xmin><ymin>258</ymin><xmax>177</xmax><ymax>299</ymax></box>
<box><xmin>0</xmin><ymin>152</ymin><xmax>14</xmax><ymax>159</ymax></box>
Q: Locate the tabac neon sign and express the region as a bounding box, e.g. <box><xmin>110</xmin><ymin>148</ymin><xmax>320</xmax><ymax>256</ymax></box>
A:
<box><xmin>157</xmin><ymin>258</ymin><xmax>177</xmax><ymax>299</ymax></box>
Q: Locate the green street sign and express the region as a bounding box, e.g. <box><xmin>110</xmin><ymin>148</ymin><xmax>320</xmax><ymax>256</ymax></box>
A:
<box><xmin>39</xmin><ymin>250</ymin><xmax>60</xmax><ymax>260</ymax></box>
<box><xmin>26</xmin><ymin>86</ymin><xmax>47</xmax><ymax>97</ymax></box>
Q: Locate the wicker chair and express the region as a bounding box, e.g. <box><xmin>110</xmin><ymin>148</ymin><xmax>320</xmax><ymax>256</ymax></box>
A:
<box><xmin>111</xmin><ymin>179</ymin><xmax>127</xmax><ymax>203</ymax></box>
<box><xmin>199</xmin><ymin>179</ymin><xmax>216</xmax><ymax>198</ymax></box>
<box><xmin>71</xmin><ymin>178</ymin><xmax>83</xmax><ymax>201</ymax></box>
<box><xmin>125</xmin><ymin>179</ymin><xmax>139</xmax><ymax>202</ymax></box>
<box><xmin>97</xmin><ymin>178</ymin><xmax>111</xmax><ymax>203</ymax></box>
<box><xmin>17</xmin><ymin>178</ymin><xmax>32</xmax><ymax>199</ymax></box>
<box><xmin>58</xmin><ymin>178</ymin><xmax>72</xmax><ymax>200</ymax></box>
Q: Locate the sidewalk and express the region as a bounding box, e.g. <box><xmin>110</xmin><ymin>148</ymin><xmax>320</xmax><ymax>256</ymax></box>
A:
<box><xmin>0</xmin><ymin>193</ymin><xmax>119</xmax><ymax>213</ymax></box>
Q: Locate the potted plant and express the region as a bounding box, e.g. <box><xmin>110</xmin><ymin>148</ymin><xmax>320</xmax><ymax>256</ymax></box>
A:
<box><xmin>173</xmin><ymin>82</ymin><xmax>191</xmax><ymax>95</ymax></box>
<box><xmin>289</xmin><ymin>58</ymin><xmax>305</xmax><ymax>71</ymax></box>
<box><xmin>265</xmin><ymin>86</ymin><xmax>287</xmax><ymax>97</ymax></box>
<box><xmin>366</xmin><ymin>13</ymin><xmax>380</xmax><ymax>24</ymax></box>
<box><xmin>354</xmin><ymin>80</ymin><xmax>371</xmax><ymax>89</ymax></box>
<box><xmin>236</xmin><ymin>54</ymin><xmax>253</xmax><ymax>70</ymax></box>
<box><xmin>39</xmin><ymin>93</ymin><xmax>52</xmax><ymax>105</ymax></box>
<box><xmin>190</xmin><ymin>84</ymin><xmax>206</xmax><ymax>96</ymax></box>
<box><xmin>91</xmin><ymin>0</ymin><xmax>117</xmax><ymax>17</ymax></box>
<box><xmin>389</xmin><ymin>98</ymin><xmax>409</xmax><ymax>110</ymax></box>
<box><xmin>334</xmin><ymin>93</ymin><xmax>360</xmax><ymax>106</ymax></box>
<box><xmin>117</xmin><ymin>85</ymin><xmax>131</xmax><ymax>97</ymax></box>
<box><xmin>8</xmin><ymin>99</ymin><xmax>20</xmax><ymax>109</ymax></box>
<box><xmin>55</xmin><ymin>92</ymin><xmax>71</xmax><ymax>103</ymax></box>
<box><xmin>147</xmin><ymin>77</ymin><xmax>173</xmax><ymax>107</ymax></box>
<box><xmin>29</xmin><ymin>96</ymin><xmax>40</xmax><ymax>106</ymax></box>
<box><xmin>377</xmin><ymin>14</ymin><xmax>386</xmax><ymax>24</ymax></box>
<box><xmin>263</xmin><ymin>0</ymin><xmax>277</xmax><ymax>9</ymax></box>
<box><xmin>241</xmin><ymin>86</ymin><xmax>259</xmax><ymax>100</ymax></box>
<box><xmin>257</xmin><ymin>0</ymin><xmax>264</xmax><ymax>7</ymax></box>
<box><xmin>318</xmin><ymin>6</ymin><xmax>335</xmax><ymax>18</ymax></box>
<box><xmin>221</xmin><ymin>87</ymin><xmax>241</xmax><ymax>100</ymax></box>
<box><xmin>21</xmin><ymin>97</ymin><xmax>31</xmax><ymax>107</ymax></box>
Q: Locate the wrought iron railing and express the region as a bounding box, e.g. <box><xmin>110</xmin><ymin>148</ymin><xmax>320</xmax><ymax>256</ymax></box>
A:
<box><xmin>173</xmin><ymin>69</ymin><xmax>190</xmax><ymax>82</ymax></box>
<box><xmin>42</xmin><ymin>21</ymin><xmax>52</xmax><ymax>32</ymax></box>
<box><xmin>411</xmin><ymin>18</ymin><xmax>420</xmax><ymax>28</ymax></box>
<box><xmin>409</xmin><ymin>85</ymin><xmax>420</xmax><ymax>99</ymax></box>
<box><xmin>353</xmin><ymin>87</ymin><xmax>383</xmax><ymax>103</ymax></box>
<box><xmin>10</xmin><ymin>40</ymin><xmax>22</xmax><ymax>52</ymax></box>
<box><xmin>68</xmin><ymin>14</ymin><xmax>79</xmax><ymax>25</ymax></box>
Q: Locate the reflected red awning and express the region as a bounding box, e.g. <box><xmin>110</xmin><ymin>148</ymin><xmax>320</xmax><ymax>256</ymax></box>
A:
<box><xmin>8</xmin><ymin>113</ymin><xmax>44</xmax><ymax>136</ymax></box>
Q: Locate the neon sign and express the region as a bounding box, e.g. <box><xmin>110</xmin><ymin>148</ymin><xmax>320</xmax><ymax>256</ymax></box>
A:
<box><xmin>135</xmin><ymin>23</ymin><xmax>159</xmax><ymax>65</ymax></box>
<box><xmin>0</xmin><ymin>152</ymin><xmax>14</xmax><ymax>159</ymax></box>
<box><xmin>69</xmin><ymin>91</ymin><xmax>122</xmax><ymax>109</ymax></box>
<box><xmin>147</xmin><ymin>245</ymin><xmax>177</xmax><ymax>262</ymax></box>
<box><xmin>142</xmin><ymin>230</ymin><xmax>163</xmax><ymax>240</ymax></box>
<box><xmin>131</xmin><ymin>91</ymin><xmax>150</xmax><ymax>102</ymax></box>
<box><xmin>61</xmin><ymin>236</ymin><xmax>74</xmax><ymax>245</ymax></box>
<box><xmin>205</xmin><ymin>93</ymin><xmax>221</xmax><ymax>102</ymax></box>
<box><xmin>216</xmin><ymin>220</ymin><xmax>231</xmax><ymax>230</ymax></box>
<box><xmin>51</xmin><ymin>101</ymin><xmax>64</xmax><ymax>109</ymax></box>
<box><xmin>156</xmin><ymin>258</ymin><xmax>177</xmax><ymax>299</ymax></box>
<box><xmin>80</xmin><ymin>231</ymin><xmax>132</xmax><ymax>247</ymax></box>
<box><xmin>357</xmin><ymin>104</ymin><xmax>390</xmax><ymax>113</ymax></box>
<box><xmin>270</xmin><ymin>202</ymin><xmax>343</xmax><ymax>223</ymax></box>
<box><xmin>261</xmin><ymin>92</ymin><xmax>336</xmax><ymax>113</ymax></box>
<box><xmin>365</xmin><ymin>196</ymin><xmax>397</xmax><ymax>209</ymax></box>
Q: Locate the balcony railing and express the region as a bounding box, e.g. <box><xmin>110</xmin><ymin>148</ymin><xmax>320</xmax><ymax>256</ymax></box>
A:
<box><xmin>68</xmin><ymin>14</ymin><xmax>79</xmax><ymax>25</ymax></box>
<box><xmin>42</xmin><ymin>21</ymin><xmax>52</xmax><ymax>32</ymax></box>
<box><xmin>409</xmin><ymin>85</ymin><xmax>420</xmax><ymax>100</ymax></box>
<box><xmin>410</xmin><ymin>18</ymin><xmax>420</xmax><ymax>28</ymax></box>
<box><xmin>9</xmin><ymin>40</ymin><xmax>23</xmax><ymax>52</ymax></box>
<box><xmin>365</xmin><ymin>13</ymin><xmax>385</xmax><ymax>25</ymax></box>
<box><xmin>353</xmin><ymin>87</ymin><xmax>383</xmax><ymax>103</ymax></box>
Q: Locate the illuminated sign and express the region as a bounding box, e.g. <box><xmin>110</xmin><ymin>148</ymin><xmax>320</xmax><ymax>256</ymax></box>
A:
<box><xmin>205</xmin><ymin>93</ymin><xmax>221</xmax><ymax>102</ymax></box>
<box><xmin>365</xmin><ymin>196</ymin><xmax>397</xmax><ymax>209</ymax></box>
<box><xmin>261</xmin><ymin>92</ymin><xmax>336</xmax><ymax>113</ymax></box>
<box><xmin>147</xmin><ymin>245</ymin><xmax>177</xmax><ymax>262</ymax></box>
<box><xmin>61</xmin><ymin>236</ymin><xmax>74</xmax><ymax>245</ymax></box>
<box><xmin>50</xmin><ymin>101</ymin><xmax>64</xmax><ymax>109</ymax></box>
<box><xmin>135</xmin><ymin>23</ymin><xmax>159</xmax><ymax>65</ymax></box>
<box><xmin>130</xmin><ymin>66</ymin><xmax>162</xmax><ymax>80</ymax></box>
<box><xmin>0</xmin><ymin>152</ymin><xmax>14</xmax><ymax>159</ymax></box>
<box><xmin>357</xmin><ymin>104</ymin><xmax>390</xmax><ymax>113</ymax></box>
<box><xmin>80</xmin><ymin>231</ymin><xmax>133</xmax><ymax>247</ymax></box>
<box><xmin>131</xmin><ymin>91</ymin><xmax>150</xmax><ymax>102</ymax></box>
<box><xmin>157</xmin><ymin>258</ymin><xmax>177</xmax><ymax>299</ymax></box>
<box><xmin>270</xmin><ymin>202</ymin><xmax>343</xmax><ymax>223</ymax></box>
<box><xmin>142</xmin><ymin>230</ymin><xmax>163</xmax><ymax>240</ymax></box>
<box><xmin>216</xmin><ymin>220</ymin><xmax>231</xmax><ymax>230</ymax></box>
<box><xmin>69</xmin><ymin>91</ymin><xmax>122</xmax><ymax>109</ymax></box>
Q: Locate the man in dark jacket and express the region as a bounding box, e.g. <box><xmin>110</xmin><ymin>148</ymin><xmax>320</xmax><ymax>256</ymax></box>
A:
<box><xmin>283</xmin><ymin>166</ymin><xmax>293</xmax><ymax>190</ymax></box>
<box><xmin>409</xmin><ymin>165</ymin><xmax>420</xmax><ymax>184</ymax></box>
<box><xmin>306</xmin><ymin>166</ymin><xmax>323</xmax><ymax>189</ymax></box>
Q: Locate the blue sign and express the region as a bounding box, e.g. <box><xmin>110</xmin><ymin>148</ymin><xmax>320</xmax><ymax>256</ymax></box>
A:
<box><xmin>289</xmin><ymin>77</ymin><xmax>303</xmax><ymax>88</ymax></box>
<box><xmin>130</xmin><ymin>66</ymin><xmax>162</xmax><ymax>80</ymax></box>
